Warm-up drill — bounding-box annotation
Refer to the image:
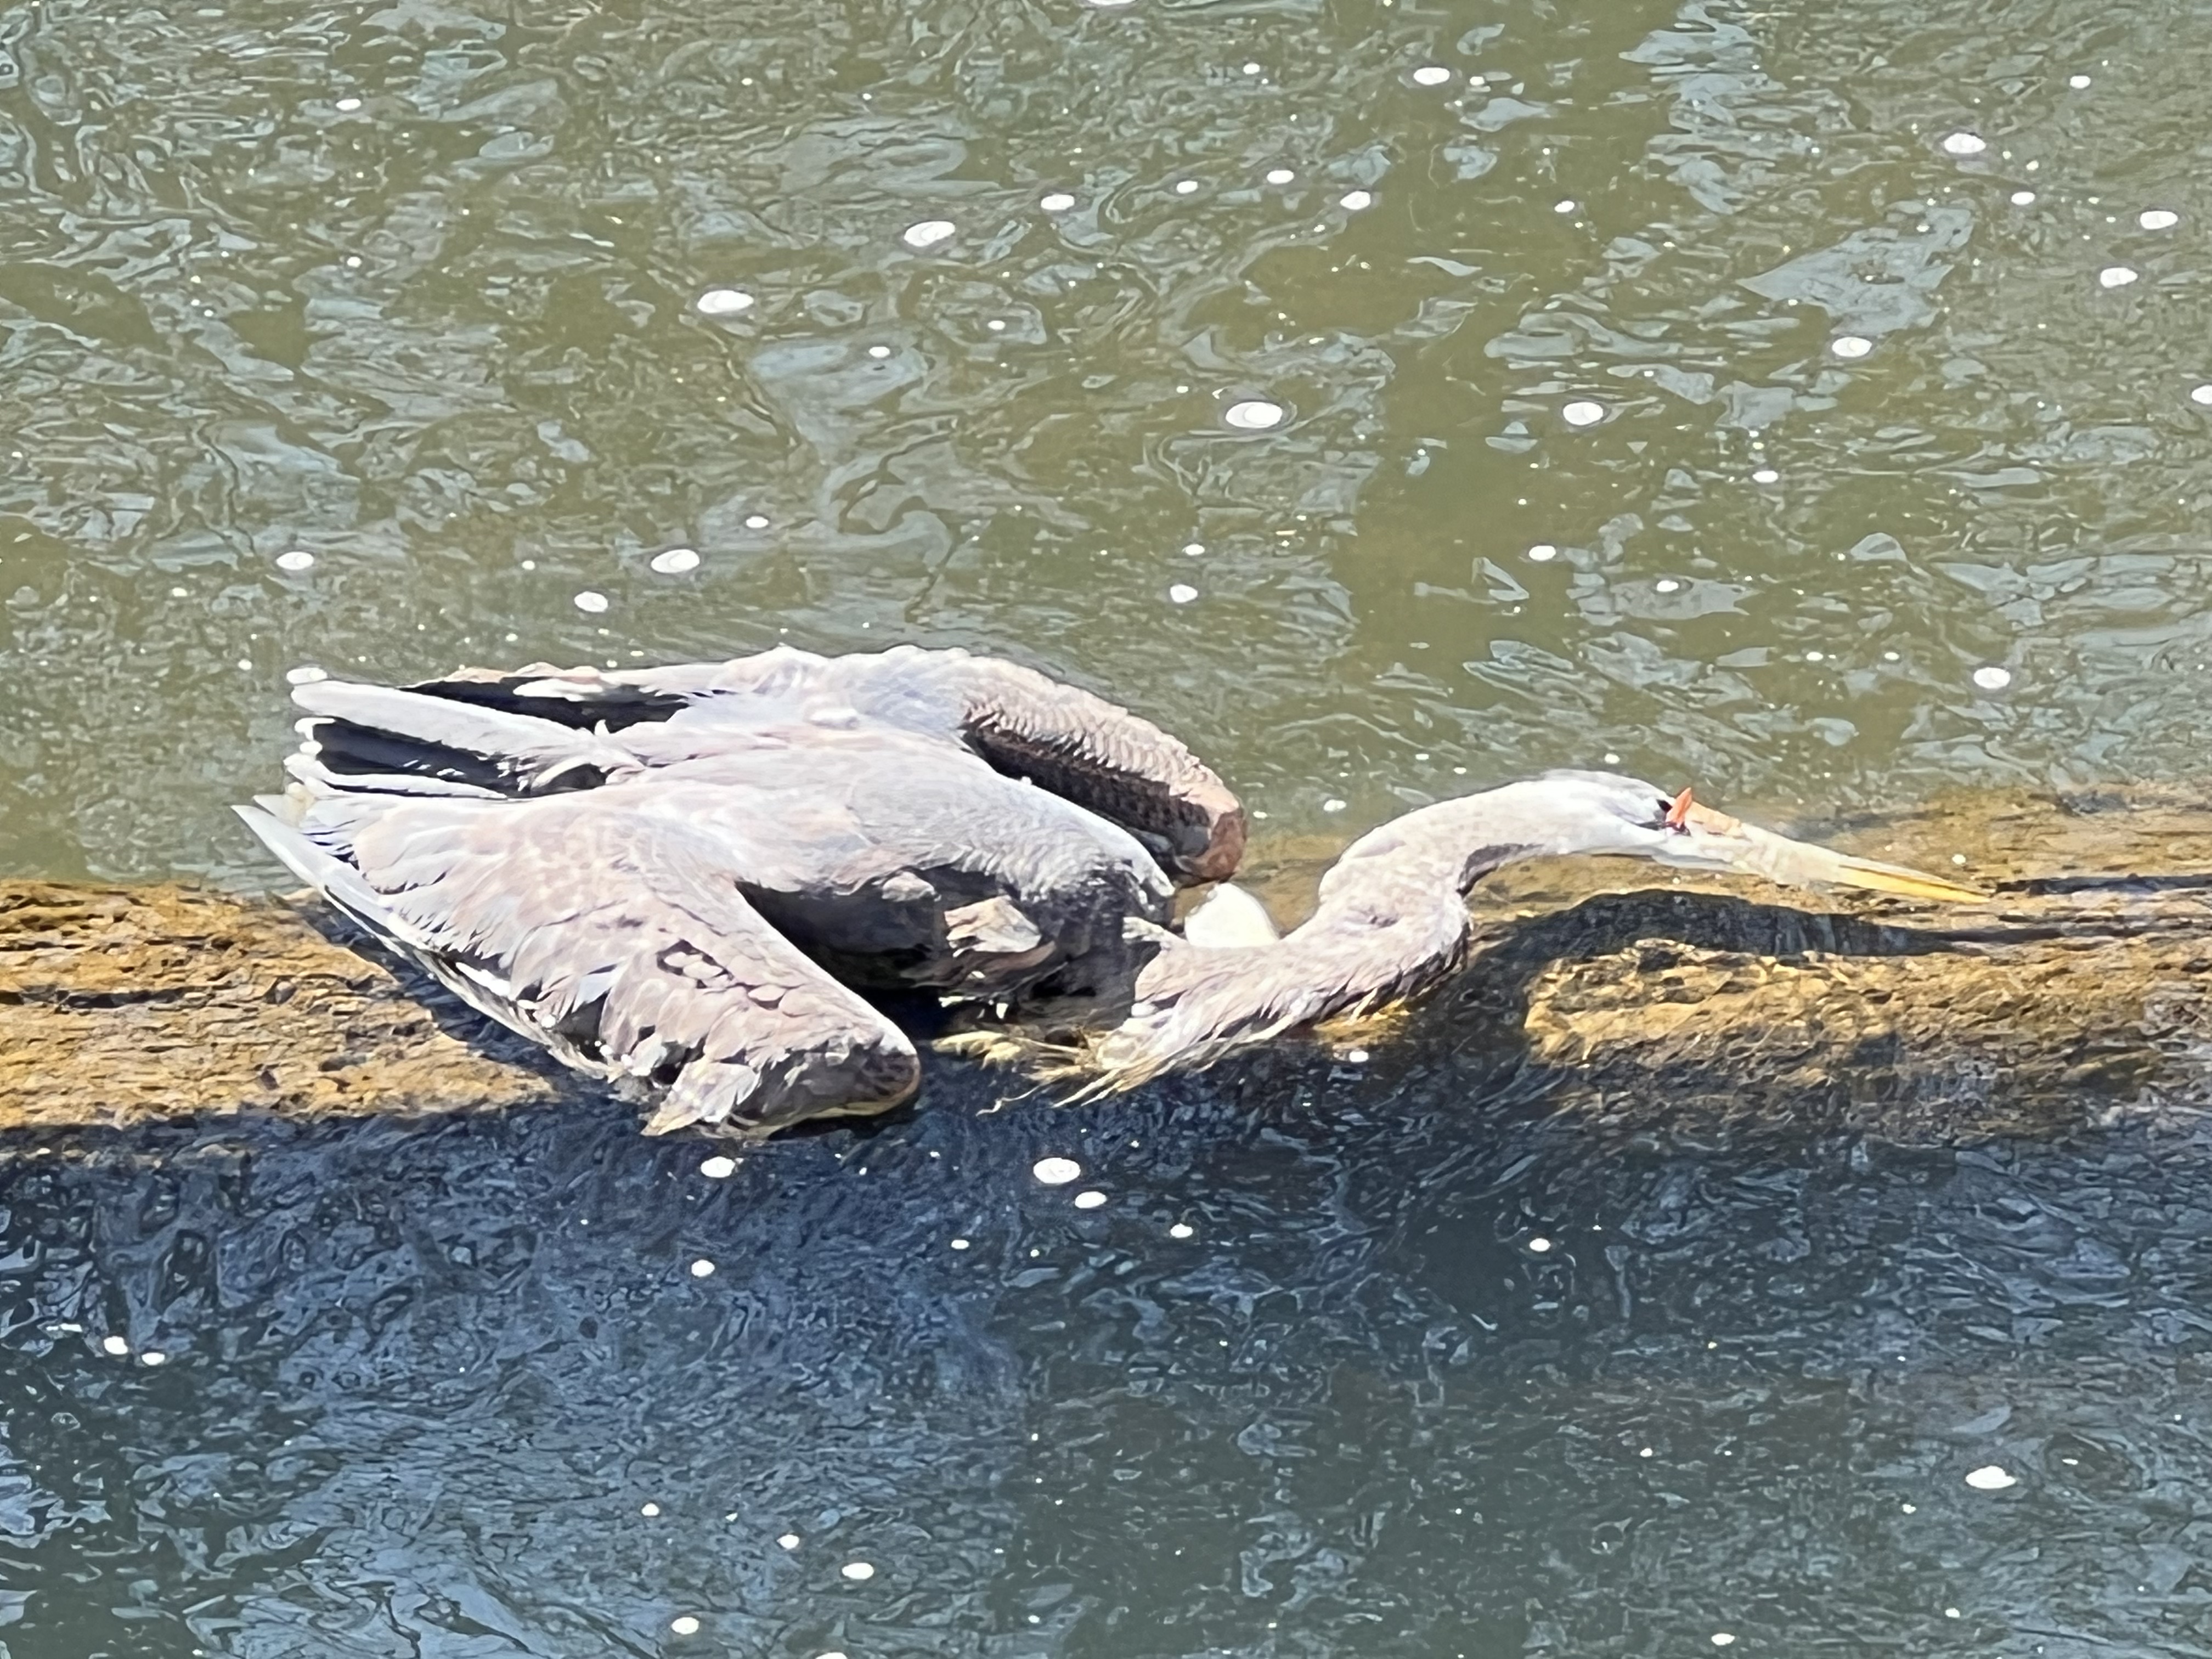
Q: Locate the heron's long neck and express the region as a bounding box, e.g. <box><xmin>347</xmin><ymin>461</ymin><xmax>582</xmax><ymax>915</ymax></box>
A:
<box><xmin>1105</xmin><ymin>782</ymin><xmax>1637</xmax><ymax>1087</ymax></box>
<box><xmin>1308</xmin><ymin>788</ymin><xmax>1553</xmax><ymax>930</ymax></box>
<box><xmin>1108</xmin><ymin>786</ymin><xmax>1575</xmax><ymax>1084</ymax></box>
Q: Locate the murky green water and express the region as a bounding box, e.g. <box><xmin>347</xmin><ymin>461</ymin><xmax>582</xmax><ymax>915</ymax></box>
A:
<box><xmin>5</xmin><ymin>0</ymin><xmax>2212</xmax><ymax>1651</ymax></box>
<box><xmin>5</xmin><ymin>0</ymin><xmax>2211</xmax><ymax>879</ymax></box>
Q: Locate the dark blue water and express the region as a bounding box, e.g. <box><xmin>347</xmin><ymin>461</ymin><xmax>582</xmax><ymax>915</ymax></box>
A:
<box><xmin>5</xmin><ymin>1048</ymin><xmax>2207</xmax><ymax>1658</ymax></box>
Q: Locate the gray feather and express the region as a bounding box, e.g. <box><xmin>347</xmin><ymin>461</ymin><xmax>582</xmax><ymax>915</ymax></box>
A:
<box><xmin>292</xmin><ymin>681</ymin><xmax>642</xmax><ymax>787</ymax></box>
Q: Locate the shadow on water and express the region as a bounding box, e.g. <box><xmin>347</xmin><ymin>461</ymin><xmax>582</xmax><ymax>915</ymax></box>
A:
<box><xmin>7</xmin><ymin>874</ymin><xmax>2212</xmax><ymax>1656</ymax></box>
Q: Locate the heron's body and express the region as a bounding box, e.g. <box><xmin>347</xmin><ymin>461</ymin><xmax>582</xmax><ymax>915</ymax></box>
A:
<box><xmin>238</xmin><ymin>647</ymin><xmax>1982</xmax><ymax>1135</ymax></box>
<box><xmin>240</xmin><ymin>646</ymin><xmax>1239</xmax><ymax>1133</ymax></box>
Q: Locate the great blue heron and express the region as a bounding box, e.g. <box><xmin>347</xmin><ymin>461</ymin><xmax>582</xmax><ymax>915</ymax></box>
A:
<box><xmin>1085</xmin><ymin>771</ymin><xmax>1985</xmax><ymax>1091</ymax></box>
<box><xmin>237</xmin><ymin>649</ymin><xmax>1982</xmax><ymax>1135</ymax></box>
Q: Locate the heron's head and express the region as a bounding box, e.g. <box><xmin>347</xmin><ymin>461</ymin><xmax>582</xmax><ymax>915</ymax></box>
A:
<box><xmin>1526</xmin><ymin>770</ymin><xmax>1988</xmax><ymax>902</ymax></box>
<box><xmin>1502</xmin><ymin>771</ymin><xmax>1722</xmax><ymax>863</ymax></box>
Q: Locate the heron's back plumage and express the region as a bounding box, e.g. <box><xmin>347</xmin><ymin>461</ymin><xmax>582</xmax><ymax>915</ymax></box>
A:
<box><xmin>241</xmin><ymin>645</ymin><xmax>1248</xmax><ymax>1130</ymax></box>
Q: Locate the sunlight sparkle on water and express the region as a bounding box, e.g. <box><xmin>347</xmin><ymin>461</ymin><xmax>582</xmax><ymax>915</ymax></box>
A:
<box><xmin>1322</xmin><ymin>797</ymin><xmax>1346</xmax><ymax>812</ymax></box>
<box><xmin>777</xmin><ymin>1533</ymin><xmax>800</xmax><ymax>1549</ymax></box>
<box><xmin>901</xmin><ymin>219</ymin><xmax>956</xmax><ymax>250</ymax></box>
<box><xmin>1528</xmin><ymin>1237</ymin><xmax>1553</xmax><ymax>1252</ymax></box>
<box><xmin>690</xmin><ymin>1259</ymin><xmax>715</xmax><ymax>1278</ymax></box>
<box><xmin>743</xmin><ymin>514</ymin><xmax>770</xmax><ymax>529</ymax></box>
<box><xmin>334</xmin><ymin>96</ymin><xmax>362</xmax><ymax>110</ymax></box>
<box><xmin>670</xmin><ymin>1616</ymin><xmax>700</xmax><ymax>1635</ymax></box>
<box><xmin>1339</xmin><ymin>189</ymin><xmax>1373</xmax><ymax>211</ymax></box>
<box><xmin>1224</xmin><ymin>399</ymin><xmax>1285</xmax><ymax>430</ymax></box>
<box><xmin>1173</xmin><ymin>179</ymin><xmax>1198</xmax><ymax>195</ymax></box>
<box><xmin>573</xmin><ymin>591</ymin><xmax>609</xmax><ymax>613</ymax></box>
<box><xmin>699</xmin><ymin>1155</ymin><xmax>737</xmax><ymax>1178</ymax></box>
<box><xmin>2099</xmin><ymin>266</ymin><xmax>2139</xmax><ymax>288</ymax></box>
<box><xmin>1412</xmin><ymin>65</ymin><xmax>1451</xmax><ymax>84</ymax></box>
<box><xmin>1527</xmin><ymin>543</ymin><xmax>1558</xmax><ymax>561</ymax></box>
<box><xmin>1074</xmin><ymin>1191</ymin><xmax>1108</xmax><ymax>1209</ymax></box>
<box><xmin>1168</xmin><ymin>584</ymin><xmax>1198</xmax><ymax>603</ymax></box>
<box><xmin>1831</xmin><ymin>335</ymin><xmax>1873</xmax><ymax>358</ymax></box>
<box><xmin>2140</xmin><ymin>208</ymin><xmax>2179</xmax><ymax>229</ymax></box>
<box><xmin>650</xmin><ymin>548</ymin><xmax>700</xmax><ymax>575</ymax></box>
<box><xmin>950</xmin><ymin>1237</ymin><xmax>970</xmax><ymax>1249</ymax></box>
<box><xmin>695</xmin><ymin>289</ymin><xmax>754</xmax><ymax>316</ymax></box>
<box><xmin>1972</xmin><ymin>665</ymin><xmax>2013</xmax><ymax>690</ymax></box>
<box><xmin>101</xmin><ymin>1336</ymin><xmax>128</xmax><ymax>1356</ymax></box>
<box><xmin>1965</xmin><ymin>1465</ymin><xmax>2017</xmax><ymax>1489</ymax></box>
<box><xmin>2011</xmin><ymin>190</ymin><xmax>2037</xmax><ymax>205</ymax></box>
<box><xmin>1033</xmin><ymin>1157</ymin><xmax>1082</xmax><ymax>1186</ymax></box>
<box><xmin>1940</xmin><ymin>132</ymin><xmax>1987</xmax><ymax>156</ymax></box>
<box><xmin>1751</xmin><ymin>468</ymin><xmax>1779</xmax><ymax>483</ymax></box>
<box><xmin>1040</xmin><ymin>192</ymin><xmax>1075</xmax><ymax>211</ymax></box>
<box><xmin>275</xmin><ymin>550</ymin><xmax>315</xmax><ymax>572</ymax></box>
<box><xmin>2192</xmin><ymin>385</ymin><xmax>2212</xmax><ymax>406</ymax></box>
<box><xmin>840</xmin><ymin>1561</ymin><xmax>875</xmax><ymax>1581</ymax></box>
<box><xmin>1169</xmin><ymin>1222</ymin><xmax>1195</xmax><ymax>1239</ymax></box>
<box><xmin>1266</xmin><ymin>167</ymin><xmax>1295</xmax><ymax>184</ymax></box>
<box><xmin>1561</xmin><ymin>400</ymin><xmax>1605</xmax><ymax>426</ymax></box>
<box><xmin>2069</xmin><ymin>72</ymin><xmax>2092</xmax><ymax>88</ymax></box>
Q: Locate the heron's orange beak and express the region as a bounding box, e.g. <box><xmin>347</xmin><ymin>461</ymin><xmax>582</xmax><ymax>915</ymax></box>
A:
<box><xmin>1661</xmin><ymin>789</ymin><xmax>1988</xmax><ymax>904</ymax></box>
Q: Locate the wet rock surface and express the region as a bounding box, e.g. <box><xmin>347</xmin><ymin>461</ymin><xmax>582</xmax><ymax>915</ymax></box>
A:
<box><xmin>0</xmin><ymin>882</ymin><xmax>568</xmax><ymax>1130</ymax></box>
<box><xmin>1450</xmin><ymin>783</ymin><xmax>2212</xmax><ymax>1139</ymax></box>
<box><xmin>5</xmin><ymin>784</ymin><xmax>2209</xmax><ymax>1139</ymax></box>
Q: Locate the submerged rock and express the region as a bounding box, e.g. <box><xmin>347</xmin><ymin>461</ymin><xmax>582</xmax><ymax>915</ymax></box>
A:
<box><xmin>3</xmin><ymin>782</ymin><xmax>2209</xmax><ymax>1139</ymax></box>
<box><xmin>0</xmin><ymin>882</ymin><xmax>565</xmax><ymax>1128</ymax></box>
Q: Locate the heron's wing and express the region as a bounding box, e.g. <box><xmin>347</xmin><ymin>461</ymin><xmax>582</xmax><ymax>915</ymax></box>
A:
<box><xmin>234</xmin><ymin>791</ymin><xmax>919</xmax><ymax>1135</ymax></box>
<box><xmin>402</xmin><ymin>649</ymin><xmax>830</xmax><ymax>726</ymax></box>
<box><xmin>348</xmin><ymin>647</ymin><xmax>1246</xmax><ymax>881</ymax></box>
<box><xmin>819</xmin><ymin>647</ymin><xmax>1246</xmax><ymax>883</ymax></box>
<box><xmin>389</xmin><ymin>647</ymin><xmax>1246</xmax><ymax>881</ymax></box>
<box><xmin>287</xmin><ymin>680</ymin><xmax>649</xmax><ymax>798</ymax></box>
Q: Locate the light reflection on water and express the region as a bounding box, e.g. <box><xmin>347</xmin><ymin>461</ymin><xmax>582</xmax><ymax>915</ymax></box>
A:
<box><xmin>7</xmin><ymin>1069</ymin><xmax>2212</xmax><ymax>1657</ymax></box>
<box><xmin>2</xmin><ymin>0</ymin><xmax>2210</xmax><ymax>877</ymax></box>
<box><xmin>3</xmin><ymin>0</ymin><xmax>2212</xmax><ymax>1649</ymax></box>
